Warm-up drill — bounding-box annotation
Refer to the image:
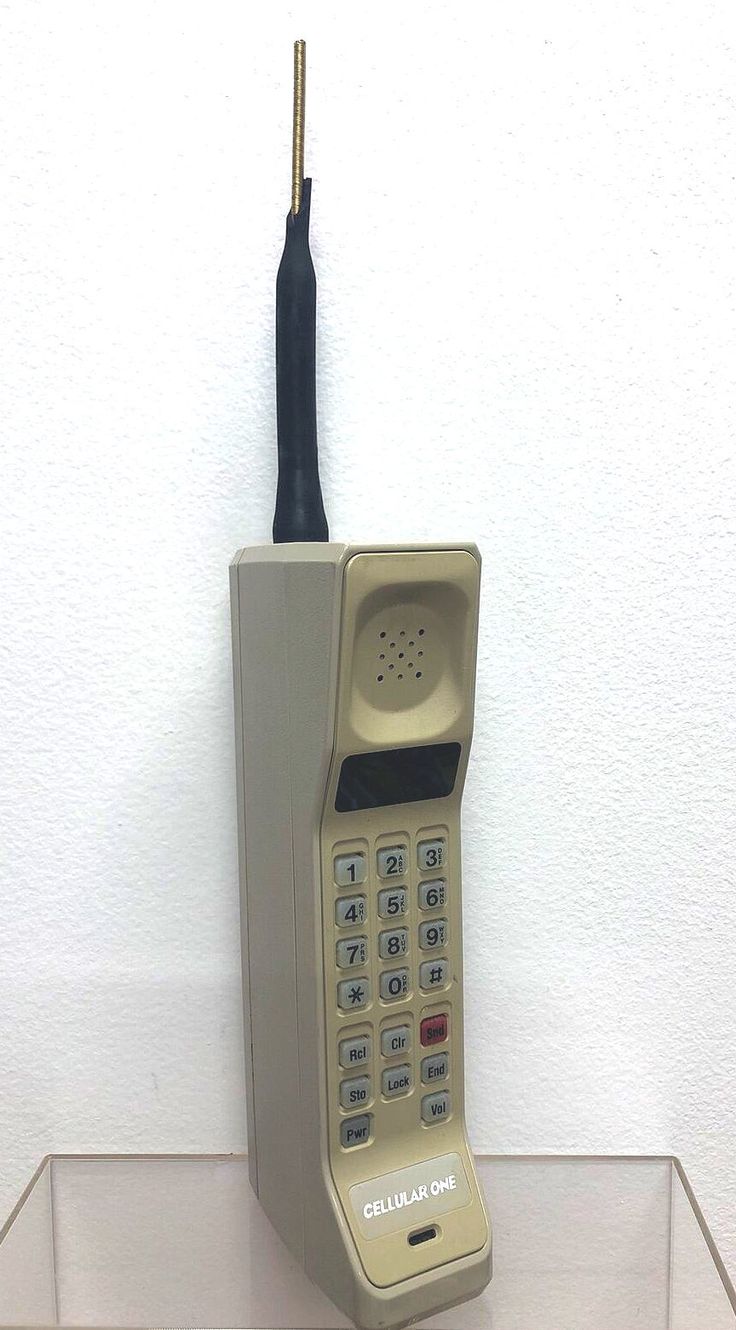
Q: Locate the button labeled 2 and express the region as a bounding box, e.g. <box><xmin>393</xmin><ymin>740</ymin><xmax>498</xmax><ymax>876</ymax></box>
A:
<box><xmin>377</xmin><ymin>846</ymin><xmax>407</xmax><ymax>878</ymax></box>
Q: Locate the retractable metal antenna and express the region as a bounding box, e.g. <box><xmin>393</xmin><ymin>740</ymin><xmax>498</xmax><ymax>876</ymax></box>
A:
<box><xmin>272</xmin><ymin>39</ymin><xmax>329</xmax><ymax>544</ymax></box>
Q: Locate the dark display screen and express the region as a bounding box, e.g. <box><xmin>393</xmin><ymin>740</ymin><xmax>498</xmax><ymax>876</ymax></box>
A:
<box><xmin>335</xmin><ymin>743</ymin><xmax>462</xmax><ymax>813</ymax></box>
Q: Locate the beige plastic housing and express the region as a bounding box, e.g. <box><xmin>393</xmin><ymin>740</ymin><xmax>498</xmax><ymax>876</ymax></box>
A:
<box><xmin>229</xmin><ymin>543</ymin><xmax>491</xmax><ymax>1330</ymax></box>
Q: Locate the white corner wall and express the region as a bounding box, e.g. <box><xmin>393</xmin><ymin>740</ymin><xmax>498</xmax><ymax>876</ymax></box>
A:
<box><xmin>2</xmin><ymin>0</ymin><xmax>735</xmax><ymax>1280</ymax></box>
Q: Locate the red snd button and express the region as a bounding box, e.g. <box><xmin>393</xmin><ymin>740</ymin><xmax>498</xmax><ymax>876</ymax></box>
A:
<box><xmin>420</xmin><ymin>1013</ymin><xmax>449</xmax><ymax>1047</ymax></box>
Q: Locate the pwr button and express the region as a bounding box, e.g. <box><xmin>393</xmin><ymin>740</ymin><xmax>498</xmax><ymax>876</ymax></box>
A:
<box><xmin>420</xmin><ymin>1013</ymin><xmax>448</xmax><ymax>1047</ymax></box>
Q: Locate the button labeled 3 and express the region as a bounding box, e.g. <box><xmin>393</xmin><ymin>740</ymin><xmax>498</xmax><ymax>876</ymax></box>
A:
<box><xmin>417</xmin><ymin>839</ymin><xmax>446</xmax><ymax>871</ymax></box>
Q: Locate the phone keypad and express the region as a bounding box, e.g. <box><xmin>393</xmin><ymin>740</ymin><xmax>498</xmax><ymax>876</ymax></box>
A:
<box><xmin>332</xmin><ymin>827</ymin><xmax>454</xmax><ymax>1145</ymax></box>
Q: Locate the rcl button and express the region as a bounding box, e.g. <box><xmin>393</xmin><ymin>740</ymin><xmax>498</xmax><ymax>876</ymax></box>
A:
<box><xmin>420</xmin><ymin>1013</ymin><xmax>449</xmax><ymax>1047</ymax></box>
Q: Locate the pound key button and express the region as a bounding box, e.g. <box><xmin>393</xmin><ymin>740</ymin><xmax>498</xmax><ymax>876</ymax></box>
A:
<box><xmin>420</xmin><ymin>1012</ymin><xmax>449</xmax><ymax>1047</ymax></box>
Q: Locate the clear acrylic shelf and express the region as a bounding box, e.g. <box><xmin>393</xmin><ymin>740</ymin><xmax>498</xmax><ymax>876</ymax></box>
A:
<box><xmin>0</xmin><ymin>1154</ymin><xmax>734</xmax><ymax>1328</ymax></box>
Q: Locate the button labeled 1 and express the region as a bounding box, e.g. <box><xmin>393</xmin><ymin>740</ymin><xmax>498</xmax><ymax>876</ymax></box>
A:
<box><xmin>334</xmin><ymin>853</ymin><xmax>366</xmax><ymax>887</ymax></box>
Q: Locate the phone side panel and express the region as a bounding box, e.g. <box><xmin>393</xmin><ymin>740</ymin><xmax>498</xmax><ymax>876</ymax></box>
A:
<box><xmin>232</xmin><ymin>554</ymin><xmax>304</xmax><ymax>1261</ymax></box>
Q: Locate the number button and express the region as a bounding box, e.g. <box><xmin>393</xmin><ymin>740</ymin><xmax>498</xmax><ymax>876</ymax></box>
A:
<box><xmin>419</xmin><ymin>919</ymin><xmax>448</xmax><ymax>950</ymax></box>
<box><xmin>419</xmin><ymin>879</ymin><xmax>447</xmax><ymax>911</ymax></box>
<box><xmin>419</xmin><ymin>959</ymin><xmax>450</xmax><ymax>991</ymax></box>
<box><xmin>377</xmin><ymin>846</ymin><xmax>407</xmax><ymax>878</ymax></box>
<box><xmin>340</xmin><ymin>1075</ymin><xmax>372</xmax><ymax>1110</ymax></box>
<box><xmin>382</xmin><ymin>1064</ymin><xmax>412</xmax><ymax>1098</ymax></box>
<box><xmin>341</xmin><ymin>1114</ymin><xmax>371</xmax><ymax>1148</ymax></box>
<box><xmin>336</xmin><ymin>936</ymin><xmax>368</xmax><ymax>969</ymax></box>
<box><xmin>378</xmin><ymin>928</ymin><xmax>408</xmax><ymax>960</ymax></box>
<box><xmin>339</xmin><ymin>1035</ymin><xmax>371</xmax><ymax>1069</ymax></box>
<box><xmin>338</xmin><ymin>978</ymin><xmax>370</xmax><ymax>1011</ymax></box>
<box><xmin>335</xmin><ymin>895</ymin><xmax>367</xmax><ymax>928</ymax></box>
<box><xmin>378</xmin><ymin>888</ymin><xmax>407</xmax><ymax>919</ymax></box>
<box><xmin>381</xmin><ymin>1025</ymin><xmax>411</xmax><ymax>1058</ymax></box>
<box><xmin>334</xmin><ymin>853</ymin><xmax>367</xmax><ymax>887</ymax></box>
<box><xmin>380</xmin><ymin>968</ymin><xmax>410</xmax><ymax>1002</ymax></box>
<box><xmin>418</xmin><ymin>839</ymin><xmax>446</xmax><ymax>871</ymax></box>
<box><xmin>421</xmin><ymin>1091</ymin><xmax>451</xmax><ymax>1124</ymax></box>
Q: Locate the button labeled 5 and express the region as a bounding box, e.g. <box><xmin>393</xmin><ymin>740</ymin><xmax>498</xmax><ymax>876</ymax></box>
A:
<box><xmin>378</xmin><ymin>888</ymin><xmax>407</xmax><ymax>919</ymax></box>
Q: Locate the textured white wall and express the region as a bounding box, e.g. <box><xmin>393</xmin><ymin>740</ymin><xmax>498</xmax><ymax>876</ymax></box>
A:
<box><xmin>2</xmin><ymin>0</ymin><xmax>735</xmax><ymax>1280</ymax></box>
